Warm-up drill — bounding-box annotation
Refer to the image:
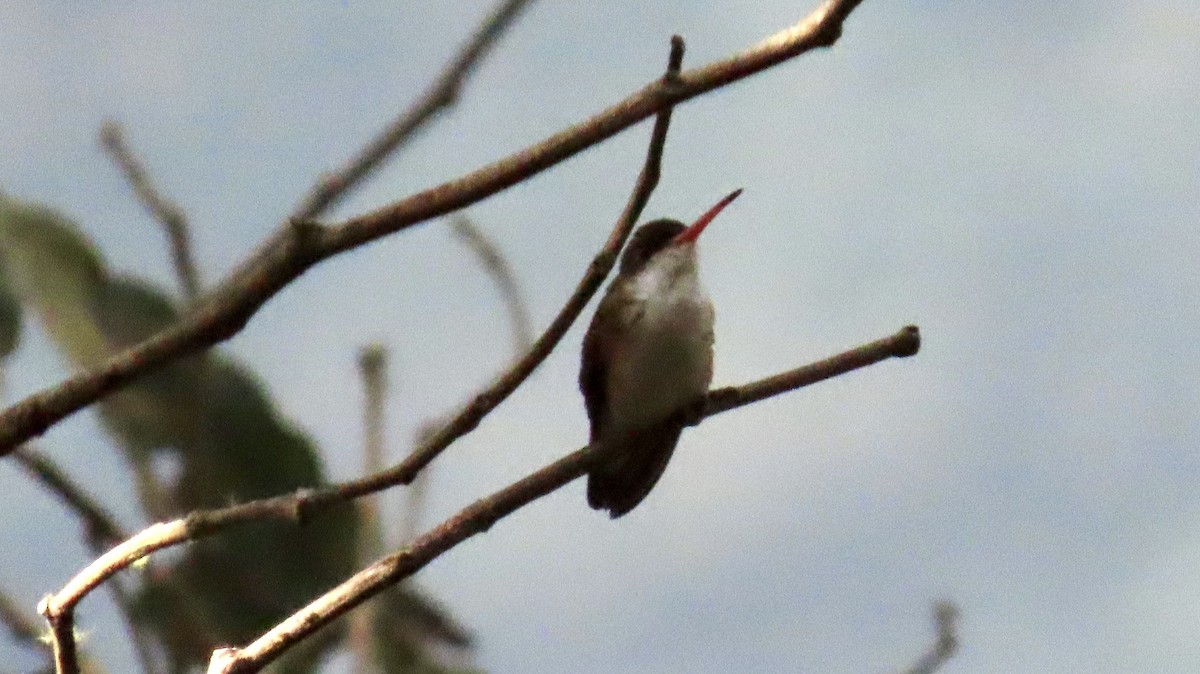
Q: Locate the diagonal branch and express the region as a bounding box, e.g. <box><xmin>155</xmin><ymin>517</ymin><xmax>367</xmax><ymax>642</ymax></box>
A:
<box><xmin>315</xmin><ymin>32</ymin><xmax>684</xmax><ymax>513</ymax></box>
<box><xmin>0</xmin><ymin>0</ymin><xmax>869</xmax><ymax>458</ymax></box>
<box><xmin>409</xmin><ymin>213</ymin><xmax>538</xmax><ymax>542</ymax></box>
<box><xmin>206</xmin><ymin>325</ymin><xmax>921</xmax><ymax>673</ymax></box>
<box><xmin>290</xmin><ymin>0</ymin><xmax>537</xmax><ymax>220</ymax></box>
<box><xmin>100</xmin><ymin>120</ymin><xmax>201</xmax><ymax>301</ymax></box>
<box><xmin>13</xmin><ymin>446</ymin><xmax>161</xmax><ymax>674</ymax></box>
<box><xmin>39</xmin><ymin>37</ymin><xmax>688</xmax><ymax>671</ymax></box>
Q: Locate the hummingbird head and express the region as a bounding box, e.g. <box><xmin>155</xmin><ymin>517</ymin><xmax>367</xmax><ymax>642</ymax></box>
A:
<box><xmin>617</xmin><ymin>189</ymin><xmax>743</xmax><ymax>276</ymax></box>
<box><xmin>619</xmin><ymin>219</ymin><xmax>686</xmax><ymax>275</ymax></box>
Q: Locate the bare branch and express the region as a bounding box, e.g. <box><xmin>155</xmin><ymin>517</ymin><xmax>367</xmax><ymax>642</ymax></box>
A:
<box><xmin>99</xmin><ymin>120</ymin><xmax>201</xmax><ymax>301</ymax></box>
<box><xmin>0</xmin><ymin>0</ymin><xmax>869</xmax><ymax>457</ymax></box>
<box><xmin>899</xmin><ymin>601</ymin><xmax>960</xmax><ymax>674</ymax></box>
<box><xmin>450</xmin><ymin>215</ymin><xmax>535</xmax><ymax>354</ymax></box>
<box><xmin>206</xmin><ymin>325</ymin><xmax>921</xmax><ymax>673</ymax></box>
<box><xmin>39</xmin><ymin>36</ymin><xmax>692</xmax><ymax>659</ymax></box>
<box><xmin>42</xmin><ymin>325</ymin><xmax>917</xmax><ymax>674</ymax></box>
<box><xmin>41</xmin><ymin>521</ymin><xmax>190</xmax><ymax>674</ymax></box>
<box><xmin>349</xmin><ymin>344</ymin><xmax>388</xmax><ymax>670</ymax></box>
<box><xmin>322</xmin><ymin>31</ymin><xmax>685</xmax><ymax>512</ymax></box>
<box><xmin>290</xmin><ymin>0</ymin><xmax>537</xmax><ymax>220</ymax></box>
<box><xmin>357</xmin><ymin>344</ymin><xmax>390</xmax><ymax>507</ymax></box>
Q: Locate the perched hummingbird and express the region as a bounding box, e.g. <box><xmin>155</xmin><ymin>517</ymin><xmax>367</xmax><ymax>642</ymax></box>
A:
<box><xmin>580</xmin><ymin>189</ymin><xmax>742</xmax><ymax>518</ymax></box>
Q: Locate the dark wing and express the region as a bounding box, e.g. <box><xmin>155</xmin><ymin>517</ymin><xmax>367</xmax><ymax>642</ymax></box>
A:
<box><xmin>579</xmin><ymin>292</ymin><xmax>617</xmax><ymax>443</ymax></box>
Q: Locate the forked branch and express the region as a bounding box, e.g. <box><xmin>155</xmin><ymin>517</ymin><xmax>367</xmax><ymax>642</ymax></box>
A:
<box><xmin>0</xmin><ymin>0</ymin><xmax>869</xmax><ymax>457</ymax></box>
<box><xmin>39</xmin><ymin>33</ymin><xmax>689</xmax><ymax>674</ymax></box>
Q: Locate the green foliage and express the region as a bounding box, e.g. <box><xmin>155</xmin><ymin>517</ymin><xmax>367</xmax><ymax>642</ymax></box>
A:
<box><xmin>0</xmin><ymin>194</ymin><xmax>107</xmax><ymax>366</ymax></box>
<box><xmin>0</xmin><ymin>194</ymin><xmax>475</xmax><ymax>673</ymax></box>
<box><xmin>0</xmin><ymin>263</ymin><xmax>21</xmax><ymax>359</ymax></box>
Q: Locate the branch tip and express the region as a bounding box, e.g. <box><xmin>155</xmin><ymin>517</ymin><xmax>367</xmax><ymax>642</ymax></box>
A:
<box><xmin>667</xmin><ymin>35</ymin><xmax>686</xmax><ymax>75</ymax></box>
<box><xmin>357</xmin><ymin>343</ymin><xmax>387</xmax><ymax>374</ymax></box>
<box><xmin>98</xmin><ymin>119</ymin><xmax>120</xmax><ymax>147</ymax></box>
<box><xmin>899</xmin><ymin>599</ymin><xmax>960</xmax><ymax>674</ymax></box>
<box><xmin>894</xmin><ymin>325</ymin><xmax>921</xmax><ymax>357</ymax></box>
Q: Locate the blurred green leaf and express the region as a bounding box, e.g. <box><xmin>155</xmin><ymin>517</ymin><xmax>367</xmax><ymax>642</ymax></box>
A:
<box><xmin>0</xmin><ymin>261</ymin><xmax>22</xmax><ymax>359</ymax></box>
<box><xmin>0</xmin><ymin>194</ymin><xmax>476</xmax><ymax>673</ymax></box>
<box><xmin>373</xmin><ymin>586</ymin><xmax>480</xmax><ymax>674</ymax></box>
<box><xmin>0</xmin><ymin>195</ymin><xmax>107</xmax><ymax>366</ymax></box>
<box><xmin>91</xmin><ymin>277</ymin><xmax>206</xmax><ymax>457</ymax></box>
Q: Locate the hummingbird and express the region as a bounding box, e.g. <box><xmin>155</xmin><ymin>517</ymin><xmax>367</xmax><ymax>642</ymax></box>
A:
<box><xmin>580</xmin><ymin>189</ymin><xmax>742</xmax><ymax>518</ymax></box>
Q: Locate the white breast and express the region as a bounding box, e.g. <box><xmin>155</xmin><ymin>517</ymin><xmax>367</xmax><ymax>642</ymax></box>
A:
<box><xmin>604</xmin><ymin>245</ymin><xmax>714</xmax><ymax>435</ymax></box>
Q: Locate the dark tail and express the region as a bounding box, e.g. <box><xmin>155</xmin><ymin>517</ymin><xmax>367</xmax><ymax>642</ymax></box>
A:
<box><xmin>587</xmin><ymin>424</ymin><xmax>683</xmax><ymax>518</ymax></box>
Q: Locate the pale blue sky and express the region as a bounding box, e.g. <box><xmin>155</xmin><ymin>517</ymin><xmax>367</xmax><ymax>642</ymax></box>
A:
<box><xmin>2</xmin><ymin>2</ymin><xmax>1199</xmax><ymax>673</ymax></box>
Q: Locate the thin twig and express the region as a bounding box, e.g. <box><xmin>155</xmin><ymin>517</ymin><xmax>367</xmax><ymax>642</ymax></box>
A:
<box><xmin>12</xmin><ymin>446</ymin><xmax>127</xmax><ymax>549</ymax></box>
<box><xmin>348</xmin><ymin>344</ymin><xmax>388</xmax><ymax>671</ymax></box>
<box><xmin>0</xmin><ymin>0</ymin><xmax>869</xmax><ymax>458</ymax></box>
<box><xmin>450</xmin><ymin>215</ymin><xmax>535</xmax><ymax>354</ymax></box>
<box><xmin>899</xmin><ymin>601</ymin><xmax>960</xmax><ymax>674</ymax></box>
<box><xmin>291</xmin><ymin>0</ymin><xmax>537</xmax><ymax>220</ymax></box>
<box><xmin>206</xmin><ymin>326</ymin><xmax>921</xmax><ymax>673</ymax></box>
<box><xmin>99</xmin><ymin>120</ymin><xmax>200</xmax><ymax>301</ymax></box>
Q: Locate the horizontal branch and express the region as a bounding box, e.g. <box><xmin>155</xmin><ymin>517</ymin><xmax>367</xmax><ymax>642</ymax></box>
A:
<box><xmin>208</xmin><ymin>325</ymin><xmax>920</xmax><ymax>672</ymax></box>
<box><xmin>0</xmin><ymin>0</ymin><xmax>867</xmax><ymax>457</ymax></box>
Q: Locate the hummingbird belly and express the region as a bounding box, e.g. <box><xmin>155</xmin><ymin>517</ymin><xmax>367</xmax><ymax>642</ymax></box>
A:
<box><xmin>604</xmin><ymin>281</ymin><xmax>714</xmax><ymax>435</ymax></box>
